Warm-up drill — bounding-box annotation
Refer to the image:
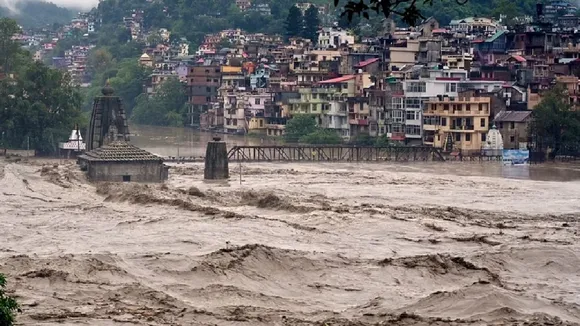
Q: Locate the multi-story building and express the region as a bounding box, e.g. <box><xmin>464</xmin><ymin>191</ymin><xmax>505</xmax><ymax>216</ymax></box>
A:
<box><xmin>187</xmin><ymin>66</ymin><xmax>221</xmax><ymax>127</ymax></box>
<box><xmin>493</xmin><ymin>111</ymin><xmax>532</xmax><ymax>150</ymax></box>
<box><xmin>317</xmin><ymin>27</ymin><xmax>355</xmax><ymax>49</ymax></box>
<box><xmin>423</xmin><ymin>96</ymin><xmax>491</xmax><ymax>155</ymax></box>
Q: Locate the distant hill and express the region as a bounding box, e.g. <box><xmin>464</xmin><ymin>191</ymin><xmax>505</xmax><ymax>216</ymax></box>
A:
<box><xmin>0</xmin><ymin>0</ymin><xmax>73</xmax><ymax>28</ymax></box>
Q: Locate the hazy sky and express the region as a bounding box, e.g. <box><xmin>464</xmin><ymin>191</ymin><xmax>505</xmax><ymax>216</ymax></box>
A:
<box><xmin>0</xmin><ymin>0</ymin><xmax>99</xmax><ymax>10</ymax></box>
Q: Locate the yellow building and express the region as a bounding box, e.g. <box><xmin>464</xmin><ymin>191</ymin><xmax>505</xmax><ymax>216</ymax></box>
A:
<box><xmin>423</xmin><ymin>96</ymin><xmax>491</xmax><ymax>155</ymax></box>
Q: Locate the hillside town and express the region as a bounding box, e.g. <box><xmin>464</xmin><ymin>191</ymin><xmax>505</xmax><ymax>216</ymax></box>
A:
<box><xmin>7</xmin><ymin>0</ymin><xmax>580</xmax><ymax>156</ymax></box>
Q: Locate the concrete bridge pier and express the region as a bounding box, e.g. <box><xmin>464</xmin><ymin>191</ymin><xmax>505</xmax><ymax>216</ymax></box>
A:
<box><xmin>204</xmin><ymin>137</ymin><xmax>229</xmax><ymax>180</ymax></box>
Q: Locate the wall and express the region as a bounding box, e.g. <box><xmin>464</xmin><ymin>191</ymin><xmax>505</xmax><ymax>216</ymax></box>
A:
<box><xmin>88</xmin><ymin>161</ymin><xmax>168</xmax><ymax>183</ymax></box>
<box><xmin>497</xmin><ymin>121</ymin><xmax>530</xmax><ymax>149</ymax></box>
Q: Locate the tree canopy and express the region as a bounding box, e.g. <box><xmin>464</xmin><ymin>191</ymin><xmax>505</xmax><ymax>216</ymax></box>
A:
<box><xmin>530</xmin><ymin>86</ymin><xmax>580</xmax><ymax>157</ymax></box>
<box><xmin>0</xmin><ymin>273</ymin><xmax>18</xmax><ymax>326</ymax></box>
<box><xmin>285</xmin><ymin>5</ymin><xmax>304</xmax><ymax>40</ymax></box>
<box><xmin>303</xmin><ymin>5</ymin><xmax>321</xmax><ymax>43</ymax></box>
<box><xmin>131</xmin><ymin>76</ymin><xmax>189</xmax><ymax>127</ymax></box>
<box><xmin>0</xmin><ymin>18</ymin><xmax>84</xmax><ymax>154</ymax></box>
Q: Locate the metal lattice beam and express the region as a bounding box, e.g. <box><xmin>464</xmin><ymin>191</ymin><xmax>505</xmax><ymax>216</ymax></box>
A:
<box><xmin>227</xmin><ymin>145</ymin><xmax>445</xmax><ymax>162</ymax></box>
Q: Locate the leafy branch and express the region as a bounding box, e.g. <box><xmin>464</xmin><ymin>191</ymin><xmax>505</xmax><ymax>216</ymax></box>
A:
<box><xmin>334</xmin><ymin>0</ymin><xmax>469</xmax><ymax>26</ymax></box>
<box><xmin>0</xmin><ymin>273</ymin><xmax>18</xmax><ymax>326</ymax></box>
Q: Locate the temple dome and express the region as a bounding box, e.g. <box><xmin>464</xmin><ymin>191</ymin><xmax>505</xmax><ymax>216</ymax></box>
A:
<box><xmin>102</xmin><ymin>82</ymin><xmax>114</xmax><ymax>96</ymax></box>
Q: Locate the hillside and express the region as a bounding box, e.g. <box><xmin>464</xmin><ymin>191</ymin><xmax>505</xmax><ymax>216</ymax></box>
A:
<box><xmin>0</xmin><ymin>0</ymin><xmax>73</xmax><ymax>28</ymax></box>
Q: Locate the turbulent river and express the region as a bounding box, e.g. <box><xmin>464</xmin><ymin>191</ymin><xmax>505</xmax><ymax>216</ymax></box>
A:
<box><xmin>0</xmin><ymin>124</ymin><xmax>579</xmax><ymax>325</ymax></box>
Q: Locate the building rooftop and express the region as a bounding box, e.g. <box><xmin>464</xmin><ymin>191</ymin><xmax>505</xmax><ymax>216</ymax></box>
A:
<box><xmin>78</xmin><ymin>141</ymin><xmax>162</xmax><ymax>162</ymax></box>
<box><xmin>318</xmin><ymin>75</ymin><xmax>355</xmax><ymax>84</ymax></box>
<box><xmin>494</xmin><ymin>110</ymin><xmax>532</xmax><ymax>122</ymax></box>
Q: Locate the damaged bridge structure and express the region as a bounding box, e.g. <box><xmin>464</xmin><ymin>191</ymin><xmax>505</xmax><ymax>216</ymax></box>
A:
<box><xmin>227</xmin><ymin>145</ymin><xmax>445</xmax><ymax>162</ymax></box>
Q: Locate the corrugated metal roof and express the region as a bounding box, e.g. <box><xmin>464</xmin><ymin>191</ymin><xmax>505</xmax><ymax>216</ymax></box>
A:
<box><xmin>494</xmin><ymin>111</ymin><xmax>532</xmax><ymax>122</ymax></box>
<box><xmin>485</xmin><ymin>30</ymin><xmax>506</xmax><ymax>43</ymax></box>
<box><xmin>79</xmin><ymin>141</ymin><xmax>163</xmax><ymax>162</ymax></box>
<box><xmin>354</xmin><ymin>58</ymin><xmax>379</xmax><ymax>68</ymax></box>
<box><xmin>318</xmin><ymin>75</ymin><xmax>355</xmax><ymax>84</ymax></box>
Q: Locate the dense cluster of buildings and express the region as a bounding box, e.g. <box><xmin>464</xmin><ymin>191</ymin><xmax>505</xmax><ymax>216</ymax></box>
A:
<box><xmin>9</xmin><ymin>0</ymin><xmax>580</xmax><ymax>155</ymax></box>
<box><xmin>130</xmin><ymin>1</ymin><xmax>580</xmax><ymax>156</ymax></box>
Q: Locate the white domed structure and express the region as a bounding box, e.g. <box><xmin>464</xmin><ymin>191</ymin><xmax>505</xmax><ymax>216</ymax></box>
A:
<box><xmin>482</xmin><ymin>124</ymin><xmax>503</xmax><ymax>156</ymax></box>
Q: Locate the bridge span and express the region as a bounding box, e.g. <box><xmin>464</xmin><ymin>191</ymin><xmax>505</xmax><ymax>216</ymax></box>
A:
<box><xmin>226</xmin><ymin>145</ymin><xmax>446</xmax><ymax>162</ymax></box>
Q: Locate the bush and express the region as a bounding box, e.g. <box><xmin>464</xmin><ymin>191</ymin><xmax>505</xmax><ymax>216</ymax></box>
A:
<box><xmin>375</xmin><ymin>134</ymin><xmax>391</xmax><ymax>146</ymax></box>
<box><xmin>0</xmin><ymin>273</ymin><xmax>18</xmax><ymax>326</ymax></box>
<box><xmin>284</xmin><ymin>114</ymin><xmax>317</xmax><ymax>143</ymax></box>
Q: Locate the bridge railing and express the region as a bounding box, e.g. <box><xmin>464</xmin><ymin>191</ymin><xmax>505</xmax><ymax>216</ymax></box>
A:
<box><xmin>227</xmin><ymin>145</ymin><xmax>445</xmax><ymax>162</ymax></box>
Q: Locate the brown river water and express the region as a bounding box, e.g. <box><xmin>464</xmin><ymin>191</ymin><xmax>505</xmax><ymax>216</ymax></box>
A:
<box><xmin>1</xmin><ymin>124</ymin><xmax>579</xmax><ymax>325</ymax></box>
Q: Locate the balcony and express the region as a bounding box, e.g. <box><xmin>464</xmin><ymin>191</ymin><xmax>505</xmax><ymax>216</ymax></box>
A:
<box><xmin>450</xmin><ymin>125</ymin><xmax>475</xmax><ymax>131</ymax></box>
<box><xmin>391</xmin><ymin>132</ymin><xmax>406</xmax><ymax>141</ymax></box>
<box><xmin>349</xmin><ymin>119</ymin><xmax>369</xmax><ymax>126</ymax></box>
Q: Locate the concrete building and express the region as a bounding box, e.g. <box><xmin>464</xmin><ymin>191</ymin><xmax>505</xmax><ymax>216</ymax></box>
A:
<box><xmin>493</xmin><ymin>111</ymin><xmax>532</xmax><ymax>150</ymax></box>
<box><xmin>187</xmin><ymin>66</ymin><xmax>221</xmax><ymax>127</ymax></box>
<box><xmin>424</xmin><ymin>96</ymin><xmax>491</xmax><ymax>155</ymax></box>
<box><xmin>317</xmin><ymin>27</ymin><xmax>355</xmax><ymax>49</ymax></box>
<box><xmin>78</xmin><ymin>141</ymin><xmax>168</xmax><ymax>183</ymax></box>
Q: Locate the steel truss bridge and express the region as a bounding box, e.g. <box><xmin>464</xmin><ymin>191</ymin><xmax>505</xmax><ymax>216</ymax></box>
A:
<box><xmin>227</xmin><ymin>145</ymin><xmax>446</xmax><ymax>162</ymax></box>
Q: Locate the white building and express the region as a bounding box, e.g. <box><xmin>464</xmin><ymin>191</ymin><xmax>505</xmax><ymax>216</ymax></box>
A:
<box><xmin>389</xmin><ymin>68</ymin><xmax>503</xmax><ymax>143</ymax></box>
<box><xmin>317</xmin><ymin>27</ymin><xmax>354</xmax><ymax>49</ymax></box>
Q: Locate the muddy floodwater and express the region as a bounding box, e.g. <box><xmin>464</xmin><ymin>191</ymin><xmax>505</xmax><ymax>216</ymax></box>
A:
<box><xmin>1</xmin><ymin>125</ymin><xmax>580</xmax><ymax>325</ymax></box>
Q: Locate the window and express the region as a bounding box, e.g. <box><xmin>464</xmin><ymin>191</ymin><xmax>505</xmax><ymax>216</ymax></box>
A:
<box><xmin>510</xmin><ymin>136</ymin><xmax>515</xmax><ymax>142</ymax></box>
<box><xmin>466</xmin><ymin>133</ymin><xmax>471</xmax><ymax>141</ymax></box>
<box><xmin>392</xmin><ymin>97</ymin><xmax>403</xmax><ymax>109</ymax></box>
<box><xmin>255</xmin><ymin>98</ymin><xmax>261</xmax><ymax>105</ymax></box>
<box><xmin>405</xmin><ymin>125</ymin><xmax>421</xmax><ymax>135</ymax></box>
<box><xmin>122</xmin><ymin>175</ymin><xmax>131</xmax><ymax>182</ymax></box>
<box><xmin>441</xmin><ymin>117</ymin><xmax>447</xmax><ymax>126</ymax></box>
<box><xmin>443</xmin><ymin>104</ymin><xmax>449</xmax><ymax>110</ymax></box>
<box><xmin>406</xmin><ymin>82</ymin><xmax>426</xmax><ymax>93</ymax></box>
<box><xmin>445</xmin><ymin>83</ymin><xmax>457</xmax><ymax>92</ymax></box>
<box><xmin>393</xmin><ymin>110</ymin><xmax>404</xmax><ymax>122</ymax></box>
<box><xmin>233</xmin><ymin>119</ymin><xmax>238</xmax><ymax>126</ymax></box>
<box><xmin>510</xmin><ymin>122</ymin><xmax>515</xmax><ymax>129</ymax></box>
<box><xmin>405</xmin><ymin>97</ymin><xmax>422</xmax><ymax>108</ymax></box>
<box><xmin>206</xmin><ymin>87</ymin><xmax>211</xmax><ymax>92</ymax></box>
<box><xmin>259</xmin><ymin>120</ymin><xmax>264</xmax><ymax>127</ymax></box>
<box><xmin>482</xmin><ymin>133</ymin><xmax>487</xmax><ymax>141</ymax></box>
<box><xmin>455</xmin><ymin>133</ymin><xmax>461</xmax><ymax>142</ymax></box>
<box><xmin>480</xmin><ymin>118</ymin><xmax>486</xmax><ymax>128</ymax></box>
<box><xmin>406</xmin><ymin>111</ymin><xmax>416</xmax><ymax>120</ymax></box>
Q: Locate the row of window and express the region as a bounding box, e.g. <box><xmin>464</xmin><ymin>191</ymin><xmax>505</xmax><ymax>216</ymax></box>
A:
<box><xmin>424</xmin><ymin>117</ymin><xmax>487</xmax><ymax>128</ymax></box>
<box><xmin>432</xmin><ymin>133</ymin><xmax>487</xmax><ymax>143</ymax></box>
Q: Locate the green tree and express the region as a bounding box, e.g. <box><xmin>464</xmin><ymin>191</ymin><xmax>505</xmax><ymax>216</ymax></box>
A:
<box><xmin>87</xmin><ymin>48</ymin><xmax>115</xmax><ymax>76</ymax></box>
<box><xmin>216</xmin><ymin>37</ymin><xmax>234</xmax><ymax>50</ymax></box>
<box><xmin>284</xmin><ymin>114</ymin><xmax>317</xmax><ymax>143</ymax></box>
<box><xmin>530</xmin><ymin>86</ymin><xmax>580</xmax><ymax>157</ymax></box>
<box><xmin>285</xmin><ymin>5</ymin><xmax>304</xmax><ymax>40</ymax></box>
<box><xmin>375</xmin><ymin>134</ymin><xmax>390</xmax><ymax>146</ymax></box>
<box><xmin>300</xmin><ymin>128</ymin><xmax>342</xmax><ymax>144</ymax></box>
<box><xmin>131</xmin><ymin>77</ymin><xmax>189</xmax><ymax>126</ymax></box>
<box><xmin>303</xmin><ymin>5</ymin><xmax>320</xmax><ymax>43</ymax></box>
<box><xmin>0</xmin><ymin>18</ymin><xmax>22</xmax><ymax>73</ymax></box>
<box><xmin>351</xmin><ymin>133</ymin><xmax>375</xmax><ymax>145</ymax></box>
<box><xmin>491</xmin><ymin>0</ymin><xmax>519</xmax><ymax>24</ymax></box>
<box><xmin>0</xmin><ymin>60</ymin><xmax>83</xmax><ymax>153</ymax></box>
<box><xmin>0</xmin><ymin>273</ymin><xmax>18</xmax><ymax>326</ymax></box>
